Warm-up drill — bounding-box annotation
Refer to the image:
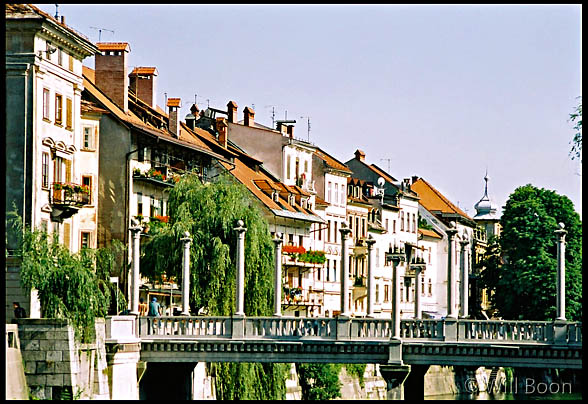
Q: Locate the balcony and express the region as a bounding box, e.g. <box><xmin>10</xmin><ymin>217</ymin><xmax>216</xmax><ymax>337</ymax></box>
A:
<box><xmin>133</xmin><ymin>167</ymin><xmax>178</xmax><ymax>188</ymax></box>
<box><xmin>282</xmin><ymin>246</ymin><xmax>326</xmax><ymax>268</ymax></box>
<box><xmin>282</xmin><ymin>286</ymin><xmax>324</xmax><ymax>307</ymax></box>
<box><xmin>353</xmin><ymin>275</ymin><xmax>366</xmax><ymax>288</ymax></box>
<box><xmin>50</xmin><ymin>182</ymin><xmax>91</xmax><ymax>222</ymax></box>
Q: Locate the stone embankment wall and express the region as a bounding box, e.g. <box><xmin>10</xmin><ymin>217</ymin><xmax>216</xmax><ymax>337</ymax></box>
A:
<box><xmin>6</xmin><ymin>324</ymin><xmax>29</xmax><ymax>400</ymax></box>
<box><xmin>14</xmin><ymin>318</ymin><xmax>109</xmax><ymax>400</ymax></box>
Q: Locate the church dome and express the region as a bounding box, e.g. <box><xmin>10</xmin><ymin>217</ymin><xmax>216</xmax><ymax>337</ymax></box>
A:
<box><xmin>474</xmin><ymin>172</ymin><xmax>498</xmax><ymax>220</ymax></box>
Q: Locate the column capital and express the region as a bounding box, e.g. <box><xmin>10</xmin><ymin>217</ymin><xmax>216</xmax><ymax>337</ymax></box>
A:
<box><xmin>339</xmin><ymin>222</ymin><xmax>352</xmax><ymax>237</ymax></box>
<box><xmin>554</xmin><ymin>222</ymin><xmax>567</xmax><ymax>240</ymax></box>
<box><xmin>446</xmin><ymin>222</ymin><xmax>459</xmax><ymax>239</ymax></box>
<box><xmin>365</xmin><ymin>234</ymin><xmax>376</xmax><ymax>249</ymax></box>
<box><xmin>180</xmin><ymin>230</ymin><xmax>192</xmax><ymax>243</ymax></box>
<box><xmin>233</xmin><ymin>219</ymin><xmax>247</xmax><ymax>233</ymax></box>
<box><xmin>272</xmin><ymin>233</ymin><xmax>283</xmax><ymax>246</ymax></box>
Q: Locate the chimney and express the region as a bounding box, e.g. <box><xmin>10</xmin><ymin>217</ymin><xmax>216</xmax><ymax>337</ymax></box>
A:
<box><xmin>411</xmin><ymin>175</ymin><xmax>419</xmax><ymax>184</ymax></box>
<box><xmin>60</xmin><ymin>16</ymin><xmax>65</xmax><ymax>25</ymax></box>
<box><xmin>216</xmin><ymin>117</ymin><xmax>228</xmax><ymax>148</ymax></box>
<box><xmin>243</xmin><ymin>106</ymin><xmax>254</xmax><ymax>127</ymax></box>
<box><xmin>287</xmin><ymin>125</ymin><xmax>294</xmax><ymax>139</ymax></box>
<box><xmin>227</xmin><ymin>100</ymin><xmax>238</xmax><ymax>123</ymax></box>
<box><xmin>403</xmin><ymin>178</ymin><xmax>411</xmax><ymax>191</ymax></box>
<box><xmin>185</xmin><ymin>104</ymin><xmax>199</xmax><ymax>131</ymax></box>
<box><xmin>95</xmin><ymin>42</ymin><xmax>131</xmax><ymax>113</ymax></box>
<box><xmin>128</xmin><ymin>67</ymin><xmax>158</xmax><ymax>109</ymax></box>
<box><xmin>355</xmin><ymin>149</ymin><xmax>365</xmax><ymax>162</ymax></box>
<box><xmin>167</xmin><ymin>98</ymin><xmax>181</xmax><ymax>137</ymax></box>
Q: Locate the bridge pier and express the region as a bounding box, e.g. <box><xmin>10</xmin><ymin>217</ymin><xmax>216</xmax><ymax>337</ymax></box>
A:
<box><xmin>379</xmin><ymin>364</ymin><xmax>410</xmax><ymax>400</ymax></box>
<box><xmin>403</xmin><ymin>365</ymin><xmax>429</xmax><ymax>400</ymax></box>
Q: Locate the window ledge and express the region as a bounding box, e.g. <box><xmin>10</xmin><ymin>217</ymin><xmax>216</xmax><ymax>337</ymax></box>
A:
<box><xmin>81</xmin><ymin>148</ymin><xmax>96</xmax><ymax>152</ymax></box>
<box><xmin>55</xmin><ymin>122</ymin><xmax>63</xmax><ymax>128</ymax></box>
<box><xmin>43</xmin><ymin>117</ymin><xmax>52</xmax><ymax>123</ymax></box>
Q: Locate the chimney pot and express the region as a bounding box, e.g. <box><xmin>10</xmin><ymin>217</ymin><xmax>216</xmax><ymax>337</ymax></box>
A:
<box><xmin>243</xmin><ymin>106</ymin><xmax>255</xmax><ymax>127</ymax></box>
<box><xmin>355</xmin><ymin>149</ymin><xmax>366</xmax><ymax>162</ymax></box>
<box><xmin>60</xmin><ymin>16</ymin><xmax>65</xmax><ymax>25</ymax></box>
<box><xmin>216</xmin><ymin>117</ymin><xmax>228</xmax><ymax>148</ymax></box>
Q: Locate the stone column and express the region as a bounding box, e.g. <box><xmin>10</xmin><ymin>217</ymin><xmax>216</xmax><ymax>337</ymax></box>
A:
<box><xmin>459</xmin><ymin>237</ymin><xmax>469</xmax><ymax>318</ymax></box>
<box><xmin>129</xmin><ymin>219</ymin><xmax>142</xmax><ymax>315</ymax></box>
<box><xmin>366</xmin><ymin>235</ymin><xmax>377</xmax><ymax>318</ymax></box>
<box><xmin>234</xmin><ymin>220</ymin><xmax>247</xmax><ymax>316</ymax></box>
<box><xmin>413</xmin><ymin>265</ymin><xmax>423</xmax><ymax>319</ymax></box>
<box><xmin>390</xmin><ymin>256</ymin><xmax>403</xmax><ymax>339</ymax></box>
<box><xmin>180</xmin><ymin>231</ymin><xmax>192</xmax><ymax>316</ymax></box>
<box><xmin>379</xmin><ymin>364</ymin><xmax>411</xmax><ymax>400</ymax></box>
<box><xmin>339</xmin><ymin>223</ymin><xmax>352</xmax><ymax>317</ymax></box>
<box><xmin>446</xmin><ymin>222</ymin><xmax>459</xmax><ymax>319</ymax></box>
<box><xmin>555</xmin><ymin>223</ymin><xmax>567</xmax><ymax>321</ymax></box>
<box><xmin>273</xmin><ymin>234</ymin><xmax>283</xmax><ymax>317</ymax></box>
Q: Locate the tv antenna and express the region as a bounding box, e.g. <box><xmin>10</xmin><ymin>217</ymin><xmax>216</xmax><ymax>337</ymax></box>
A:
<box><xmin>90</xmin><ymin>26</ymin><xmax>115</xmax><ymax>42</ymax></box>
<box><xmin>300</xmin><ymin>116</ymin><xmax>311</xmax><ymax>142</ymax></box>
<box><xmin>380</xmin><ymin>158</ymin><xmax>392</xmax><ymax>173</ymax></box>
<box><xmin>54</xmin><ymin>4</ymin><xmax>59</xmax><ymax>19</ymax></box>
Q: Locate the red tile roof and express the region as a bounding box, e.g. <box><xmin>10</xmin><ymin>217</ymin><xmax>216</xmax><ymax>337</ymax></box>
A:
<box><xmin>411</xmin><ymin>177</ymin><xmax>472</xmax><ymax>220</ymax></box>
<box><xmin>418</xmin><ymin>228</ymin><xmax>443</xmax><ymax>239</ymax></box>
<box><xmin>314</xmin><ymin>148</ymin><xmax>352</xmax><ymax>174</ymax></box>
<box><xmin>97</xmin><ymin>42</ymin><xmax>130</xmax><ymax>51</ymax></box>
<box><xmin>130</xmin><ymin>67</ymin><xmax>158</xmax><ymax>75</ymax></box>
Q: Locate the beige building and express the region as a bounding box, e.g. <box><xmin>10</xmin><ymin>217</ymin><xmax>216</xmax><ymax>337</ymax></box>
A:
<box><xmin>5</xmin><ymin>4</ymin><xmax>99</xmax><ymax>320</ymax></box>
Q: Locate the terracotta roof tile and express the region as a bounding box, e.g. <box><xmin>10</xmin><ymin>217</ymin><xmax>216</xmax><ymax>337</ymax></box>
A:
<box><xmin>130</xmin><ymin>67</ymin><xmax>158</xmax><ymax>76</ymax></box>
<box><xmin>411</xmin><ymin>178</ymin><xmax>472</xmax><ymax>220</ymax></box>
<box><xmin>167</xmin><ymin>98</ymin><xmax>181</xmax><ymax>107</ymax></box>
<box><xmin>419</xmin><ymin>228</ymin><xmax>443</xmax><ymax>239</ymax></box>
<box><xmin>97</xmin><ymin>42</ymin><xmax>130</xmax><ymax>51</ymax></box>
<box><xmin>314</xmin><ymin>148</ymin><xmax>352</xmax><ymax>173</ymax></box>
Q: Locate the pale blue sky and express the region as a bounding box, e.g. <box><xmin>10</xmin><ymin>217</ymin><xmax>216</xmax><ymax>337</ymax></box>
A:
<box><xmin>36</xmin><ymin>4</ymin><xmax>582</xmax><ymax>217</ymax></box>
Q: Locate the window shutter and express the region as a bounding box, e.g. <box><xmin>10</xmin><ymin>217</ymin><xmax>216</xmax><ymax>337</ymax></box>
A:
<box><xmin>63</xmin><ymin>222</ymin><xmax>71</xmax><ymax>249</ymax></box>
<box><xmin>65</xmin><ymin>159</ymin><xmax>71</xmax><ymax>182</ymax></box>
<box><xmin>68</xmin><ymin>54</ymin><xmax>74</xmax><ymax>71</ymax></box>
<box><xmin>66</xmin><ymin>98</ymin><xmax>73</xmax><ymax>129</ymax></box>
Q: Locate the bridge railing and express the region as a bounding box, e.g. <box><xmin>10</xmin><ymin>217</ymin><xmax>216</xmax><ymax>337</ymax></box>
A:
<box><xmin>138</xmin><ymin>316</ymin><xmax>232</xmax><ymax>338</ymax></box>
<box><xmin>135</xmin><ymin>316</ymin><xmax>582</xmax><ymax>345</ymax></box>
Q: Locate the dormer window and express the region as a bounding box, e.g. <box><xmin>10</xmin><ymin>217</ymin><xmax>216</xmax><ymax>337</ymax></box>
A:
<box><xmin>273</xmin><ymin>191</ymin><xmax>279</xmax><ymax>202</ymax></box>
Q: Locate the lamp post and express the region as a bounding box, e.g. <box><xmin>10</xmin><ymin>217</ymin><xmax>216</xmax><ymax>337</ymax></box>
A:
<box><xmin>366</xmin><ymin>235</ymin><xmax>377</xmax><ymax>318</ymax></box>
<box><xmin>273</xmin><ymin>233</ymin><xmax>283</xmax><ymax>317</ymax></box>
<box><xmin>459</xmin><ymin>234</ymin><xmax>470</xmax><ymax>318</ymax></box>
<box><xmin>234</xmin><ymin>220</ymin><xmax>247</xmax><ymax>316</ymax></box>
<box><xmin>180</xmin><ymin>231</ymin><xmax>192</xmax><ymax>316</ymax></box>
<box><xmin>554</xmin><ymin>223</ymin><xmax>567</xmax><ymax>321</ymax></box>
<box><xmin>339</xmin><ymin>223</ymin><xmax>352</xmax><ymax>317</ymax></box>
<box><xmin>129</xmin><ymin>218</ymin><xmax>142</xmax><ymax>315</ymax></box>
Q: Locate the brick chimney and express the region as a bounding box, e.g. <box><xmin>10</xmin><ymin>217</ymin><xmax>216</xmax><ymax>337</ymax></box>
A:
<box><xmin>227</xmin><ymin>100</ymin><xmax>238</xmax><ymax>123</ymax></box>
<box><xmin>355</xmin><ymin>149</ymin><xmax>365</xmax><ymax>162</ymax></box>
<box><xmin>167</xmin><ymin>98</ymin><xmax>181</xmax><ymax>137</ymax></box>
<box><xmin>287</xmin><ymin>125</ymin><xmax>294</xmax><ymax>139</ymax></box>
<box><xmin>95</xmin><ymin>42</ymin><xmax>131</xmax><ymax>113</ymax></box>
<box><xmin>243</xmin><ymin>106</ymin><xmax>254</xmax><ymax>127</ymax></box>
<box><xmin>129</xmin><ymin>67</ymin><xmax>158</xmax><ymax>109</ymax></box>
<box><xmin>216</xmin><ymin>117</ymin><xmax>228</xmax><ymax>148</ymax></box>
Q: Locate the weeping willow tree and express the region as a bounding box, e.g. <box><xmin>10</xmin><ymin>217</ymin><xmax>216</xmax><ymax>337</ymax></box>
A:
<box><xmin>141</xmin><ymin>173</ymin><xmax>287</xmax><ymax>399</ymax></box>
<box><xmin>8</xmin><ymin>212</ymin><xmax>126</xmax><ymax>342</ymax></box>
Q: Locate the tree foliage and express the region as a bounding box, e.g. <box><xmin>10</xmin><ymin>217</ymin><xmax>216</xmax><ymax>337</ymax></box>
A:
<box><xmin>140</xmin><ymin>173</ymin><xmax>287</xmax><ymax>399</ymax></box>
<box><xmin>569</xmin><ymin>97</ymin><xmax>582</xmax><ymax>162</ymax></box>
<box><xmin>9</xmin><ymin>213</ymin><xmax>125</xmax><ymax>342</ymax></box>
<box><xmin>297</xmin><ymin>363</ymin><xmax>342</xmax><ymax>400</ymax></box>
<box><xmin>479</xmin><ymin>184</ymin><xmax>582</xmax><ymax>321</ymax></box>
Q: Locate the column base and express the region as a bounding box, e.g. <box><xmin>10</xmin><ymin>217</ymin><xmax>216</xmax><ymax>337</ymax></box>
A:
<box><xmin>379</xmin><ymin>364</ymin><xmax>410</xmax><ymax>400</ymax></box>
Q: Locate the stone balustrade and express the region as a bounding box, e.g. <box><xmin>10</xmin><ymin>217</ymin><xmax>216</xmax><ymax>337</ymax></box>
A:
<box><xmin>135</xmin><ymin>316</ymin><xmax>582</xmax><ymax>346</ymax></box>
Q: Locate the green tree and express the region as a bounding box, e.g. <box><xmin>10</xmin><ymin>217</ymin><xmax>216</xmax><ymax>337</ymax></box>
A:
<box><xmin>479</xmin><ymin>184</ymin><xmax>582</xmax><ymax>321</ymax></box>
<box><xmin>569</xmin><ymin>97</ymin><xmax>582</xmax><ymax>162</ymax></box>
<box><xmin>297</xmin><ymin>363</ymin><xmax>342</xmax><ymax>400</ymax></box>
<box><xmin>141</xmin><ymin>173</ymin><xmax>287</xmax><ymax>399</ymax></box>
<box><xmin>9</xmin><ymin>213</ymin><xmax>125</xmax><ymax>342</ymax></box>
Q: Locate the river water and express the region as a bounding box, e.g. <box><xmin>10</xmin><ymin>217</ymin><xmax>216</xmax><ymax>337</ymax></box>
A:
<box><xmin>425</xmin><ymin>392</ymin><xmax>582</xmax><ymax>400</ymax></box>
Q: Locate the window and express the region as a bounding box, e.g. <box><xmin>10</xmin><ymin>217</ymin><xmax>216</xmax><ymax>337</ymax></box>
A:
<box><xmin>428</xmin><ymin>278</ymin><xmax>432</xmax><ymax>296</ymax></box>
<box><xmin>385</xmin><ymin>219</ymin><xmax>389</xmax><ymax>231</ymax></box>
<box><xmin>83</xmin><ymin>126</ymin><xmax>94</xmax><ymax>150</ymax></box>
<box><xmin>317</xmin><ymin>267</ymin><xmax>321</xmax><ymax>281</ymax></box>
<box><xmin>348</xmin><ymin>216</ymin><xmax>353</xmax><ymax>232</ymax></box>
<box><xmin>57</xmin><ymin>48</ymin><xmax>63</xmax><ymax>65</ymax></box>
<box><xmin>318</xmin><ymin>225</ymin><xmax>322</xmax><ymax>241</ymax></box>
<box><xmin>340</xmin><ymin>184</ymin><xmax>345</xmax><ymax>205</ymax></box>
<box><xmin>42</xmin><ymin>152</ymin><xmax>49</xmax><ymax>188</ymax></box>
<box><xmin>376</xmin><ymin>284</ymin><xmax>380</xmax><ymax>303</ymax></box>
<box><xmin>66</xmin><ymin>98</ymin><xmax>73</xmax><ymax>130</ymax></box>
<box><xmin>81</xmin><ymin>231</ymin><xmax>91</xmax><ymax>249</ymax></box>
<box><xmin>68</xmin><ymin>54</ymin><xmax>74</xmax><ymax>71</ymax></box>
<box><xmin>400</xmin><ymin>212</ymin><xmax>404</xmax><ymax>231</ymax></box>
<box><xmin>413</xmin><ymin>213</ymin><xmax>416</xmax><ymax>233</ymax></box>
<box><xmin>327</xmin><ymin>181</ymin><xmax>332</xmax><ymax>203</ymax></box>
<box><xmin>287</xmin><ymin>155</ymin><xmax>291</xmax><ymax>179</ymax></box>
<box><xmin>406</xmin><ymin>213</ymin><xmax>410</xmax><ymax>233</ymax></box>
<box><xmin>421</xmin><ymin>276</ymin><xmax>425</xmax><ymax>296</ymax></box>
<box><xmin>288</xmin><ymin>234</ymin><xmax>294</xmax><ymax>245</ymax></box>
<box><xmin>304</xmin><ymin>160</ymin><xmax>308</xmax><ymax>174</ymax></box>
<box><xmin>428</xmin><ymin>247</ymin><xmax>431</xmax><ymax>264</ymax></box>
<box><xmin>333</xmin><ymin>261</ymin><xmax>337</xmax><ymax>282</ymax></box>
<box><xmin>400</xmin><ymin>278</ymin><xmax>404</xmax><ymax>302</ymax></box>
<box><xmin>326</xmin><ymin>260</ymin><xmax>330</xmax><ymax>282</ymax></box>
<box><xmin>362</xmin><ymin>218</ymin><xmax>366</xmax><ymax>237</ymax></box>
<box><xmin>384</xmin><ymin>284</ymin><xmax>390</xmax><ymax>302</ymax></box>
<box><xmin>137</xmin><ymin>192</ymin><xmax>143</xmax><ymax>216</ymax></box>
<box><xmin>54</xmin><ymin>156</ymin><xmax>64</xmax><ymax>183</ymax></box>
<box><xmin>150</xmin><ymin>196</ymin><xmax>161</xmax><ymax>217</ymax></box>
<box><xmin>55</xmin><ymin>94</ymin><xmax>63</xmax><ymax>124</ymax></box>
<box><xmin>82</xmin><ymin>176</ymin><xmax>92</xmax><ymax>203</ymax></box>
<box><xmin>327</xmin><ymin>220</ymin><xmax>331</xmax><ymax>243</ymax></box>
<box><xmin>334</xmin><ymin>184</ymin><xmax>339</xmax><ymax>206</ymax></box>
<box><xmin>43</xmin><ymin>89</ymin><xmax>51</xmax><ymax>120</ymax></box>
<box><xmin>299</xmin><ymin>235</ymin><xmax>304</xmax><ymax>247</ymax></box>
<box><xmin>393</xmin><ymin>220</ymin><xmax>396</xmax><ymax>233</ymax></box>
<box><xmin>334</xmin><ymin>221</ymin><xmax>338</xmax><ymax>243</ymax></box>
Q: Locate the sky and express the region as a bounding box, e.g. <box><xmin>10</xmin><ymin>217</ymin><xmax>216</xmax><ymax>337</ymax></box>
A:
<box><xmin>36</xmin><ymin>4</ymin><xmax>582</xmax><ymax>217</ymax></box>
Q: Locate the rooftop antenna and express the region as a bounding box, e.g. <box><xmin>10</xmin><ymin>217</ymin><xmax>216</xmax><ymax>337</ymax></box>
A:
<box><xmin>54</xmin><ymin>4</ymin><xmax>59</xmax><ymax>19</ymax></box>
<box><xmin>300</xmin><ymin>116</ymin><xmax>311</xmax><ymax>142</ymax></box>
<box><xmin>164</xmin><ymin>92</ymin><xmax>167</xmax><ymax>107</ymax></box>
<box><xmin>194</xmin><ymin>94</ymin><xmax>197</xmax><ymax>105</ymax></box>
<box><xmin>264</xmin><ymin>105</ymin><xmax>277</xmax><ymax>128</ymax></box>
<box><xmin>380</xmin><ymin>158</ymin><xmax>392</xmax><ymax>173</ymax></box>
<box><xmin>90</xmin><ymin>26</ymin><xmax>115</xmax><ymax>42</ymax></box>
